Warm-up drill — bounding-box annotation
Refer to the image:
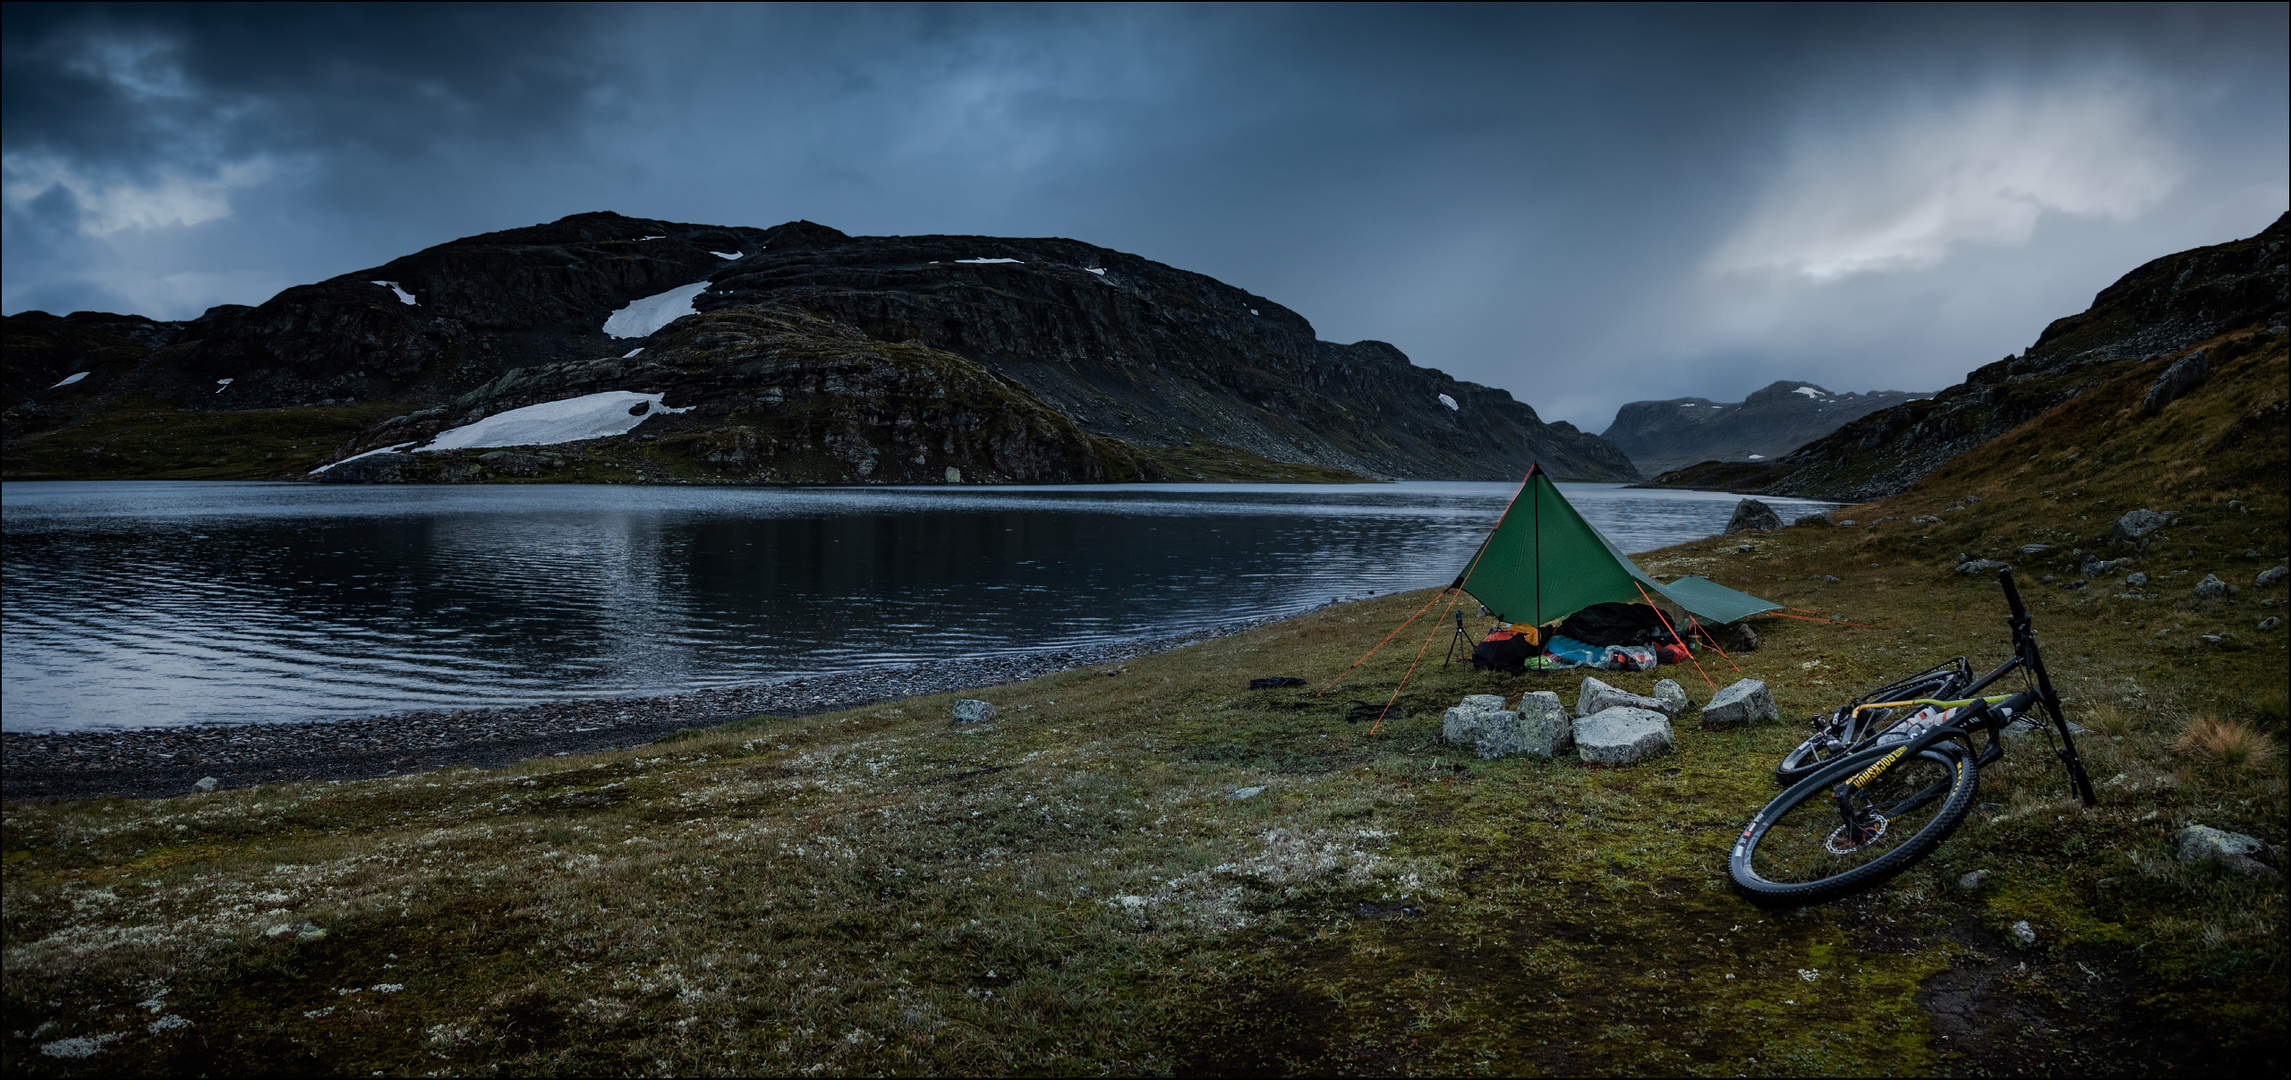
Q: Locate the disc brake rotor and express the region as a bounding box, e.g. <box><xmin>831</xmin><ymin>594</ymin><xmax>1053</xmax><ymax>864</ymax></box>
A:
<box><xmin>1825</xmin><ymin>813</ymin><xmax>1888</xmax><ymax>854</ymax></box>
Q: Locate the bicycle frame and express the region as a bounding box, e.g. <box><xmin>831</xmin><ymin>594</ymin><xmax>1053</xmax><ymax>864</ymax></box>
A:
<box><xmin>1830</xmin><ymin>570</ymin><xmax>2096</xmax><ymax>828</ymax></box>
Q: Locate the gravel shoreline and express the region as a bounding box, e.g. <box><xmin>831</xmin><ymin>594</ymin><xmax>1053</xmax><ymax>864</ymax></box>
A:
<box><xmin>1</xmin><ymin>614</ymin><xmax>1299</xmax><ymax>801</ymax></box>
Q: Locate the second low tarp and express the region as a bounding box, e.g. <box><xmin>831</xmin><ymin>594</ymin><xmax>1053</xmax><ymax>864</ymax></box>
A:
<box><xmin>1453</xmin><ymin>463</ymin><xmax>1780</xmax><ymax>627</ymax></box>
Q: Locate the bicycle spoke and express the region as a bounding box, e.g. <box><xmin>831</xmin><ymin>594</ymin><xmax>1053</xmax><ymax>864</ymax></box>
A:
<box><xmin>1750</xmin><ymin>750</ymin><xmax>1961</xmax><ymax>885</ymax></box>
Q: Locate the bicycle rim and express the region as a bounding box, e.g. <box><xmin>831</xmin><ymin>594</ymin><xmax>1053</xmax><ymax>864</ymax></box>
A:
<box><xmin>1732</xmin><ymin>742</ymin><xmax>1977</xmax><ymax>906</ymax></box>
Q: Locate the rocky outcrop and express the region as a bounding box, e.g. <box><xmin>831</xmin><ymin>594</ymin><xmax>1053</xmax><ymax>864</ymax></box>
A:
<box><xmin>1756</xmin><ymin>212</ymin><xmax>2290</xmax><ymax>501</ymax></box>
<box><xmin>4</xmin><ymin>212</ymin><xmax>1639</xmax><ymax>483</ymax></box>
<box><xmin>1602</xmin><ymin>380</ymin><xmax>1931</xmax><ymax>475</ymax></box>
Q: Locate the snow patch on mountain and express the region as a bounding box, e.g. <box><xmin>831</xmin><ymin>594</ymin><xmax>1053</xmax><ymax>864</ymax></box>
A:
<box><xmin>50</xmin><ymin>371</ymin><xmax>89</xmax><ymax>388</ymax></box>
<box><xmin>1438</xmin><ymin>393</ymin><xmax>1459</xmax><ymax>410</ymax></box>
<box><xmin>604</xmin><ymin>282</ymin><xmax>709</xmax><ymax>339</ymax></box>
<box><xmin>371</xmin><ymin>281</ymin><xmax>416</xmax><ymax>305</ymax></box>
<box><xmin>419</xmin><ymin>391</ymin><xmax>693</xmax><ymax>452</ymax></box>
<box><xmin>956</xmin><ymin>257</ymin><xmax>1023</xmax><ymax>265</ymax></box>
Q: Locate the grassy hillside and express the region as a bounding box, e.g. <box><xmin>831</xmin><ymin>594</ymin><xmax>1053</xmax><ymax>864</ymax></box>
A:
<box><xmin>3</xmin><ymin>331</ymin><xmax>2283</xmax><ymax>1075</ymax></box>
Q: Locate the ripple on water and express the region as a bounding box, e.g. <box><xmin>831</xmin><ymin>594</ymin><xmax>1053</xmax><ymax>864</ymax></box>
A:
<box><xmin>1</xmin><ymin>481</ymin><xmax>1837</xmax><ymax>731</ymax></box>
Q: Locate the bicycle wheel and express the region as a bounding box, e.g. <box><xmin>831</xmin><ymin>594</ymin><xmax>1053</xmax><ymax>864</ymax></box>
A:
<box><xmin>1732</xmin><ymin>741</ymin><xmax>1978</xmax><ymax>906</ymax></box>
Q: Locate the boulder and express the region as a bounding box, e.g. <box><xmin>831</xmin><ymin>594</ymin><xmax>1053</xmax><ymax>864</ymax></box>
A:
<box><xmin>1956</xmin><ymin>559</ymin><xmax>2011</xmax><ymax>574</ymax></box>
<box><xmin>2177</xmin><ymin>825</ymin><xmax>2278</xmax><ymax>878</ymax></box>
<box><xmin>1471</xmin><ymin>712</ymin><xmax>1528</xmax><ymax>760</ymax></box>
<box><xmin>950</xmin><ymin>699</ymin><xmax>997</xmax><ymax>724</ymax></box>
<box><xmin>2140</xmin><ymin>350</ymin><xmax>2208</xmax><ymax>415</ymax></box>
<box><xmin>1460</xmin><ymin>694</ymin><xmax>1507</xmax><ymax>713</ymax></box>
<box><xmin>1442</xmin><ymin>706</ymin><xmax>1488</xmax><ymax>747</ymax></box>
<box><xmin>1513</xmin><ymin>691</ymin><xmax>1571</xmax><ymax>758</ymax></box>
<box><xmin>2261</xmin><ymin>617</ymin><xmax>2282</xmax><ymax>632</ymax></box>
<box><xmin>2194</xmin><ymin>573</ymin><xmax>2228</xmax><ymax>598</ymax></box>
<box><xmin>1576</xmin><ymin>676</ymin><xmax>1670</xmax><ymax>717</ymax></box>
<box><xmin>2112</xmin><ymin>508</ymin><xmax>2175</xmax><ymax>545</ymax></box>
<box><xmin>1701</xmin><ymin>679</ymin><xmax>1778</xmax><ymax>727</ymax></box>
<box><xmin>193</xmin><ymin>776</ymin><xmax>219</xmax><ymax>792</ymax></box>
<box><xmin>1649</xmin><ymin>679</ymin><xmax>1689</xmax><ymax>715</ymax></box>
<box><xmin>1575</xmin><ymin>707</ymin><xmax>1675</xmax><ymax>765</ymax></box>
<box><xmin>1725</xmin><ymin>499</ymin><xmax>1783</xmax><ymax>535</ymax></box>
<box><xmin>2257</xmin><ymin>565</ymin><xmax>2288</xmax><ymax>587</ymax></box>
<box><xmin>1727</xmin><ymin>623</ymin><xmax>1759</xmax><ymax>652</ymax></box>
<box><xmin>2124</xmin><ymin>571</ymin><xmax>2149</xmax><ymax>587</ymax></box>
<box><xmin>2083</xmin><ymin>556</ymin><xmax>2131</xmax><ymax>576</ymax></box>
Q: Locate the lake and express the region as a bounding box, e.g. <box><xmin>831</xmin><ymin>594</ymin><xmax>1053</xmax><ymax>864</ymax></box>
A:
<box><xmin>1</xmin><ymin>481</ymin><xmax>1839</xmax><ymax>731</ymax></box>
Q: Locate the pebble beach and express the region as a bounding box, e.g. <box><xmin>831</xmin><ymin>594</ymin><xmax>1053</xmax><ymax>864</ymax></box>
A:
<box><xmin>1</xmin><ymin>614</ymin><xmax>1292</xmax><ymax>801</ymax></box>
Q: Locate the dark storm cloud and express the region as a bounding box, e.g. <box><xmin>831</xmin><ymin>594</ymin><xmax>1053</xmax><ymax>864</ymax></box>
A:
<box><xmin>4</xmin><ymin>3</ymin><xmax>2285</xmax><ymax>429</ymax></box>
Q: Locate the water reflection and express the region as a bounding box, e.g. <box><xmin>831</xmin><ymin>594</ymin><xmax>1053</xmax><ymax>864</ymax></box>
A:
<box><xmin>2</xmin><ymin>481</ymin><xmax>1836</xmax><ymax>731</ymax></box>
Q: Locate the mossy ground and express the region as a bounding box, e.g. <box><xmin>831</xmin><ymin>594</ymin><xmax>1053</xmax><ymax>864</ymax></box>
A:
<box><xmin>3</xmin><ymin>332</ymin><xmax>2282</xmax><ymax>1076</ymax></box>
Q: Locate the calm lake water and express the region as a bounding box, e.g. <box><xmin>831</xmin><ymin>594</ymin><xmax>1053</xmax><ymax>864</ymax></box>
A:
<box><xmin>2</xmin><ymin>481</ymin><xmax>1838</xmax><ymax>732</ymax></box>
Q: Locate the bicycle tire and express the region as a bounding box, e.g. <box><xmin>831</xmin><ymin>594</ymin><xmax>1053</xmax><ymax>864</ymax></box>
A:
<box><xmin>1731</xmin><ymin>740</ymin><xmax>1979</xmax><ymax>907</ymax></box>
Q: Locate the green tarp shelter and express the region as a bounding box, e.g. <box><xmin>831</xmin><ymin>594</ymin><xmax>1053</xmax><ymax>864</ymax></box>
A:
<box><xmin>1453</xmin><ymin>463</ymin><xmax>1780</xmax><ymax>627</ymax></box>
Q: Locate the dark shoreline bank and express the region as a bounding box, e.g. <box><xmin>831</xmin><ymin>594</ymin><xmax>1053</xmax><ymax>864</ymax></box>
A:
<box><xmin>0</xmin><ymin>614</ymin><xmax>1293</xmax><ymax>802</ymax></box>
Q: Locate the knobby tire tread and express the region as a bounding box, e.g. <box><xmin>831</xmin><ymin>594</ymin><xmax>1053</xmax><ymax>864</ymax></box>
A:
<box><xmin>1730</xmin><ymin>742</ymin><xmax>1979</xmax><ymax>907</ymax></box>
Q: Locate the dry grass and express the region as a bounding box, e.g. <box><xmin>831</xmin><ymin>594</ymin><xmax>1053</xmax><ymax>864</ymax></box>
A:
<box><xmin>2172</xmin><ymin>715</ymin><xmax>2281</xmax><ymax>771</ymax></box>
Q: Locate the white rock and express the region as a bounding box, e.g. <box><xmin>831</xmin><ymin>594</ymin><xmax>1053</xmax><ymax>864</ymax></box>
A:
<box><xmin>2177</xmin><ymin>824</ymin><xmax>2278</xmax><ymax>878</ymax></box>
<box><xmin>1578</xmin><ymin>677</ymin><xmax>1674</xmax><ymax>717</ymax></box>
<box><xmin>1472</xmin><ymin>712</ymin><xmax>1528</xmax><ymax>759</ymax></box>
<box><xmin>1230</xmin><ymin>786</ymin><xmax>1265</xmax><ymax>800</ymax></box>
<box><xmin>2010</xmin><ymin>920</ymin><xmax>2037</xmax><ymax>946</ymax></box>
<box><xmin>1442</xmin><ymin>706</ymin><xmax>1488</xmax><ymax>747</ymax></box>
<box><xmin>950</xmin><ymin>699</ymin><xmax>997</xmax><ymax>724</ymax></box>
<box><xmin>1513</xmin><ymin>691</ymin><xmax>1571</xmax><ymax>758</ymax></box>
<box><xmin>193</xmin><ymin>776</ymin><xmax>218</xmax><ymax>792</ymax></box>
<box><xmin>1574</xmin><ymin>706</ymin><xmax>1675</xmax><ymax>765</ymax></box>
<box><xmin>1701</xmin><ymin>679</ymin><xmax>1778</xmax><ymax>727</ymax></box>
<box><xmin>1650</xmin><ymin>679</ymin><xmax>1689</xmax><ymax>715</ymax></box>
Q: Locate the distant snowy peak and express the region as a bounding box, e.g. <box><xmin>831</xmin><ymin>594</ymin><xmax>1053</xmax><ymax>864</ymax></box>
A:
<box><xmin>370</xmin><ymin>281</ymin><xmax>417</xmax><ymax>305</ymax></box>
<box><xmin>603</xmin><ymin>282</ymin><xmax>709</xmax><ymax>339</ymax></box>
<box><xmin>1791</xmin><ymin>386</ymin><xmax>1827</xmax><ymax>398</ymax></box>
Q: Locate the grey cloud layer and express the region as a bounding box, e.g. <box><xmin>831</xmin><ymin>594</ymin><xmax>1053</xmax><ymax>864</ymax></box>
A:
<box><xmin>3</xmin><ymin>3</ymin><xmax>2283</xmax><ymax>429</ymax></box>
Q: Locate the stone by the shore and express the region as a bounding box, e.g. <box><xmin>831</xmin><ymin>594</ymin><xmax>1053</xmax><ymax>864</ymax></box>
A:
<box><xmin>1576</xmin><ymin>676</ymin><xmax>1670</xmax><ymax>718</ymax></box>
<box><xmin>1701</xmin><ymin>679</ymin><xmax>1778</xmax><ymax>727</ymax></box>
<box><xmin>1725</xmin><ymin>499</ymin><xmax>1783</xmax><ymax>535</ymax></box>
<box><xmin>1650</xmin><ymin>679</ymin><xmax>1689</xmax><ymax>715</ymax></box>
<box><xmin>2178</xmin><ymin>824</ymin><xmax>2278</xmax><ymax>878</ymax></box>
<box><xmin>950</xmin><ymin>699</ymin><xmax>998</xmax><ymax>724</ymax></box>
<box><xmin>1575</xmin><ymin>707</ymin><xmax>1675</xmax><ymax>765</ymax></box>
<box><xmin>1514</xmin><ymin>692</ymin><xmax>1571</xmax><ymax>758</ymax></box>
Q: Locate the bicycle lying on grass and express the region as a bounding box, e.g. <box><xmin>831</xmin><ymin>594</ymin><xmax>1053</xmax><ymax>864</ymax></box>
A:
<box><xmin>1772</xmin><ymin>656</ymin><xmax>1977</xmax><ymax>784</ymax></box>
<box><xmin>1729</xmin><ymin>569</ymin><xmax>2098</xmax><ymax>906</ymax></box>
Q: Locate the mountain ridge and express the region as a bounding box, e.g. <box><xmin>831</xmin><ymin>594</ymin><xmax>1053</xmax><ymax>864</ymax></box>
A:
<box><xmin>3</xmin><ymin>213</ymin><xmax>1639</xmax><ymax>484</ymax></box>
<box><xmin>1601</xmin><ymin>379</ymin><xmax>1931</xmax><ymax>474</ymax></box>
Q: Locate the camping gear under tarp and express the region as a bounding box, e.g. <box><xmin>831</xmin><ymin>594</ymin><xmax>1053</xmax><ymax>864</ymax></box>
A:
<box><xmin>1557</xmin><ymin>601</ymin><xmax>1670</xmax><ymax>647</ymax></box>
<box><xmin>1453</xmin><ymin>464</ymin><xmax>1780</xmax><ymax>628</ymax></box>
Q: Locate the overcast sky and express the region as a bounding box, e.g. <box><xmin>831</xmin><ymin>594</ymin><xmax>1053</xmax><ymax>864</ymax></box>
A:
<box><xmin>4</xmin><ymin>3</ymin><xmax>2284</xmax><ymax>431</ymax></box>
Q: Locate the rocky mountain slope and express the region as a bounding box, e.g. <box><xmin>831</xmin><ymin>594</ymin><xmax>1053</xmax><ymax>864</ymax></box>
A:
<box><xmin>1682</xmin><ymin>212</ymin><xmax>2287</xmax><ymax>501</ymax></box>
<box><xmin>3</xmin><ymin>213</ymin><xmax>1637</xmax><ymax>484</ymax></box>
<box><xmin>1601</xmin><ymin>380</ymin><xmax>1931</xmax><ymax>474</ymax></box>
